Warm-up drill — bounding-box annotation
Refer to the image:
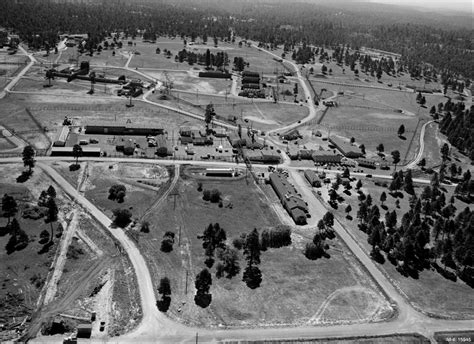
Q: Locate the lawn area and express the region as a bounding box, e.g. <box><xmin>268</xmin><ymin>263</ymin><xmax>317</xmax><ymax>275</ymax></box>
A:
<box><xmin>0</xmin><ymin>97</ymin><xmax>51</xmax><ymax>150</ymax></box>
<box><xmin>1</xmin><ymin>94</ymin><xmax>205</xmax><ymax>150</ymax></box>
<box><xmin>324</xmin><ymin>176</ymin><xmax>474</xmax><ymax>319</ymax></box>
<box><xmin>83</xmin><ymin>162</ymin><xmax>170</xmax><ymax>220</ymax></box>
<box><xmin>314</xmin><ymin>95</ymin><xmax>423</xmax><ymax>164</ymax></box>
<box><xmin>135</xmin><ymin>168</ymin><xmax>392</xmax><ymax>328</ymax></box>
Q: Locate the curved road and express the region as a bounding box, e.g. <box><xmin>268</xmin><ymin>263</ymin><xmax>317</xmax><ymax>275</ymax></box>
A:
<box><xmin>3</xmin><ymin>44</ymin><xmax>471</xmax><ymax>343</ymax></box>
<box><xmin>406</xmin><ymin>120</ymin><xmax>435</xmax><ymax>170</ymax></box>
<box><xmin>14</xmin><ymin>157</ymin><xmax>467</xmax><ymax>344</ymax></box>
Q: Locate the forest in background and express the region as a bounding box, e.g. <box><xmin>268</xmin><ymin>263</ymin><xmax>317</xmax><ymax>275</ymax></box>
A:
<box><xmin>0</xmin><ymin>0</ymin><xmax>472</xmax><ymax>79</ymax></box>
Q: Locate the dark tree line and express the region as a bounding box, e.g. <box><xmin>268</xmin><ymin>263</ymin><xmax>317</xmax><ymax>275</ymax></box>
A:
<box><xmin>440</xmin><ymin>105</ymin><xmax>473</xmax><ymax>162</ymax></box>
<box><xmin>1</xmin><ymin>0</ymin><xmax>471</xmax><ymax>78</ymax></box>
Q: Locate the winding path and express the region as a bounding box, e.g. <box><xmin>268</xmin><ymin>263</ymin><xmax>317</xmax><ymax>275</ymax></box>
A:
<box><xmin>405</xmin><ymin>120</ymin><xmax>435</xmax><ymax>170</ymax></box>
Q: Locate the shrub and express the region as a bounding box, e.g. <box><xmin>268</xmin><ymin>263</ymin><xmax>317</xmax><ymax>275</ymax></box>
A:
<box><xmin>266</xmin><ymin>225</ymin><xmax>292</xmax><ymax>248</ymax></box>
<box><xmin>140</xmin><ymin>221</ymin><xmax>150</xmax><ymax>233</ymax></box>
<box><xmin>56</xmin><ymin>223</ymin><xmax>63</xmax><ymax>238</ymax></box>
<box><xmin>304</xmin><ymin>242</ymin><xmax>325</xmax><ymax>260</ymax></box>
<box><xmin>197</xmin><ymin>182</ymin><xmax>203</xmax><ymax>192</ymax></box>
<box><xmin>203</xmin><ymin>190</ymin><xmax>211</xmax><ymax>201</ymax></box>
<box><xmin>66</xmin><ymin>239</ymin><xmax>84</xmax><ymax>259</ymax></box>
<box><xmin>232</xmin><ymin>236</ymin><xmax>244</xmax><ymax>250</ymax></box>
<box><xmin>210</xmin><ymin>189</ymin><xmax>221</xmax><ymax>203</ymax></box>
<box><xmin>194</xmin><ymin>292</ymin><xmax>212</xmax><ymax>308</ymax></box>
<box><xmin>22</xmin><ymin>204</ymin><xmax>46</xmax><ymax>220</ymax></box>
<box><xmin>160</xmin><ymin>232</ymin><xmax>175</xmax><ymax>252</ymax></box>
<box><xmin>39</xmin><ymin>229</ymin><xmax>50</xmax><ymax>244</ymax></box>
<box><xmin>30</xmin><ymin>273</ymin><xmax>45</xmax><ymax>289</ymax></box>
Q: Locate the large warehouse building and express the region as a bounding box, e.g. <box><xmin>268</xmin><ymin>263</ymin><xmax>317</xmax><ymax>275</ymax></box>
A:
<box><xmin>85</xmin><ymin>121</ymin><xmax>164</xmax><ymax>136</ymax></box>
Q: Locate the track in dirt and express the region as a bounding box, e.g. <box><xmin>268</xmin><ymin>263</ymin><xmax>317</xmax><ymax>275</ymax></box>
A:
<box><xmin>21</xmin><ymin>256</ymin><xmax>113</xmax><ymax>342</ymax></box>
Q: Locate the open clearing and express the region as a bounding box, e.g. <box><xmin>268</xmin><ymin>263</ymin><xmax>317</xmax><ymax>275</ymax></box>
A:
<box><xmin>125</xmin><ymin>166</ymin><xmax>393</xmax><ymax>328</ymax></box>
<box><xmin>0</xmin><ymin>93</ymin><xmax>205</xmax><ymax>152</ymax></box>
<box><xmin>83</xmin><ymin>162</ymin><xmax>170</xmax><ymax>219</ymax></box>
<box><xmin>169</xmin><ymin>91</ymin><xmax>309</xmax><ymax>131</ymax></box>
<box><xmin>125</xmin><ymin>37</ymin><xmax>280</xmax><ymax>74</ymax></box>
<box><xmin>306</xmin><ymin>95</ymin><xmax>423</xmax><ymax>163</ymax></box>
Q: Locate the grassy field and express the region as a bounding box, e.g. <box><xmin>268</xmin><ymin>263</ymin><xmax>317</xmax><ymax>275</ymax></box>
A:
<box><xmin>124</xmin><ymin>37</ymin><xmax>280</xmax><ymax>74</ymax></box>
<box><xmin>0</xmin><ymin>97</ymin><xmax>51</xmax><ymax>150</ymax></box>
<box><xmin>0</xmin><ymin>135</ymin><xmax>16</xmax><ymax>150</ymax></box>
<box><xmin>168</xmin><ymin>91</ymin><xmax>308</xmax><ymax>131</ymax></box>
<box><xmin>307</xmin><ymin>95</ymin><xmax>424</xmax><ymax>163</ymax></box>
<box><xmin>132</xmin><ymin>168</ymin><xmax>392</xmax><ymax>328</ymax></box>
<box><xmin>83</xmin><ymin>163</ymin><xmax>170</xmax><ymax>220</ymax></box>
<box><xmin>0</xmin><ymin>93</ymin><xmax>206</xmax><ymax>151</ymax></box>
<box><xmin>323</xmin><ymin>176</ymin><xmax>474</xmax><ymax>319</ymax></box>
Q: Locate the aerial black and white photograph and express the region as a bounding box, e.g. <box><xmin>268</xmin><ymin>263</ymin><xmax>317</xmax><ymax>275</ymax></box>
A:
<box><xmin>0</xmin><ymin>0</ymin><xmax>472</xmax><ymax>343</ymax></box>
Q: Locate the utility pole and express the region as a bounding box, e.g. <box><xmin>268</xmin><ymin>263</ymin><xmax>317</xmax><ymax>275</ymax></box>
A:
<box><xmin>178</xmin><ymin>225</ymin><xmax>182</xmax><ymax>246</ymax></box>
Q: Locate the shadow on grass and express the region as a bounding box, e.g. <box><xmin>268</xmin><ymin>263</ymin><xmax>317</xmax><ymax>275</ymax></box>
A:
<box><xmin>38</xmin><ymin>240</ymin><xmax>54</xmax><ymax>254</ymax></box>
<box><xmin>16</xmin><ymin>171</ymin><xmax>32</xmax><ymax>183</ymax></box>
<box><xmin>69</xmin><ymin>164</ymin><xmax>80</xmax><ymax>171</ymax></box>
<box><xmin>0</xmin><ymin>225</ymin><xmax>10</xmax><ymax>237</ymax></box>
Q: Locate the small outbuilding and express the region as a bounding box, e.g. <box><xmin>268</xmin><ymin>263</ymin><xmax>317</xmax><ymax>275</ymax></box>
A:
<box><xmin>76</xmin><ymin>324</ymin><xmax>92</xmax><ymax>338</ymax></box>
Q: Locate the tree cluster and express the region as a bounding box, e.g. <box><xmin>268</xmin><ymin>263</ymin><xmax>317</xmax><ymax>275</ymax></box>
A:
<box><xmin>108</xmin><ymin>184</ymin><xmax>126</xmax><ymax>203</ymax></box>
<box><xmin>202</xmin><ymin>188</ymin><xmax>221</xmax><ymax>203</ymax></box>
<box><xmin>389</xmin><ymin>170</ymin><xmax>414</xmax><ymax>195</ymax></box>
<box><xmin>304</xmin><ymin>212</ymin><xmax>335</xmax><ymax>260</ymax></box>
<box><xmin>440</xmin><ymin>105</ymin><xmax>473</xmax><ymax>162</ymax></box>
<box><xmin>156</xmin><ymin>277</ymin><xmax>171</xmax><ymax>312</ymax></box>
<box><xmin>242</xmin><ymin>228</ymin><xmax>262</xmax><ymax>289</ymax></box>
<box><xmin>160</xmin><ymin>231</ymin><xmax>175</xmax><ymax>253</ymax></box>
<box><xmin>260</xmin><ymin>225</ymin><xmax>292</xmax><ymax>250</ymax></box>
<box><xmin>357</xmin><ymin>178</ymin><xmax>474</xmax><ymax>286</ymax></box>
<box><xmin>194</xmin><ymin>268</ymin><xmax>212</xmax><ymax>308</ymax></box>
<box><xmin>112</xmin><ymin>208</ymin><xmax>132</xmax><ymax>228</ymax></box>
<box><xmin>199</xmin><ymin>223</ymin><xmax>226</xmax><ymax>268</ymax></box>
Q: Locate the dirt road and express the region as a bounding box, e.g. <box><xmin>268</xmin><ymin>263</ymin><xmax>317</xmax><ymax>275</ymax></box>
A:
<box><xmin>406</xmin><ymin>120</ymin><xmax>435</xmax><ymax>170</ymax></box>
<box><xmin>0</xmin><ymin>45</ymin><xmax>37</xmax><ymax>99</ymax></box>
<box><xmin>140</xmin><ymin>164</ymin><xmax>179</xmax><ymax>221</ymax></box>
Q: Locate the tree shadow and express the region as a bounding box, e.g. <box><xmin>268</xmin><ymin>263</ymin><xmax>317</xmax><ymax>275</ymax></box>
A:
<box><xmin>69</xmin><ymin>164</ymin><xmax>80</xmax><ymax>171</ymax></box>
<box><xmin>381</xmin><ymin>204</ymin><xmax>388</xmax><ymax>211</ymax></box>
<box><xmin>399</xmin><ymin>135</ymin><xmax>407</xmax><ymax>140</ymax></box>
<box><xmin>16</xmin><ymin>171</ymin><xmax>32</xmax><ymax>183</ymax></box>
<box><xmin>38</xmin><ymin>241</ymin><xmax>54</xmax><ymax>255</ymax></box>
<box><xmin>0</xmin><ymin>225</ymin><xmax>10</xmax><ymax>237</ymax></box>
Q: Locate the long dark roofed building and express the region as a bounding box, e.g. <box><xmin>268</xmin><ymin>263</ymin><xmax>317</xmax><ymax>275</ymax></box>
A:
<box><xmin>269</xmin><ymin>173</ymin><xmax>308</xmax><ymax>225</ymax></box>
